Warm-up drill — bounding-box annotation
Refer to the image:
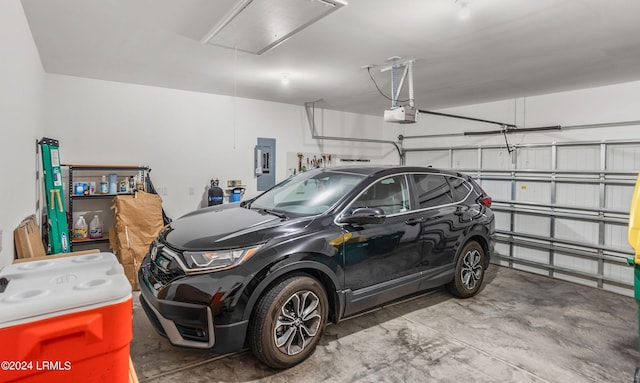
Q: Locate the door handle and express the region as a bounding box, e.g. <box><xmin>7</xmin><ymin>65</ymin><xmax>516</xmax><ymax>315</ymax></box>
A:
<box><xmin>405</xmin><ymin>217</ymin><xmax>426</xmax><ymax>226</ymax></box>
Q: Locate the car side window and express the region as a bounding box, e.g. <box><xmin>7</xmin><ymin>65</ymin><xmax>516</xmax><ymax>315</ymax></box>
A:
<box><xmin>351</xmin><ymin>175</ymin><xmax>409</xmax><ymax>215</ymax></box>
<box><xmin>448</xmin><ymin>176</ymin><xmax>472</xmax><ymax>202</ymax></box>
<box><xmin>414</xmin><ymin>174</ymin><xmax>453</xmax><ymax>208</ymax></box>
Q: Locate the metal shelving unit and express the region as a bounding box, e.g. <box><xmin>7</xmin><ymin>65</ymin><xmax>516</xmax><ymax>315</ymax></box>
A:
<box><xmin>66</xmin><ymin>164</ymin><xmax>149</xmax><ymax>251</ymax></box>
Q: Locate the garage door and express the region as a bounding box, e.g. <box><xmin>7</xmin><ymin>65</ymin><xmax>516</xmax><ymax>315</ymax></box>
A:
<box><xmin>405</xmin><ymin>140</ymin><xmax>638</xmax><ymax>296</ymax></box>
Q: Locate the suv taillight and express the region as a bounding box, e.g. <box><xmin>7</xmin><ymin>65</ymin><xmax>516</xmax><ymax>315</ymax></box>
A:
<box><xmin>479</xmin><ymin>196</ymin><xmax>492</xmax><ymax>207</ymax></box>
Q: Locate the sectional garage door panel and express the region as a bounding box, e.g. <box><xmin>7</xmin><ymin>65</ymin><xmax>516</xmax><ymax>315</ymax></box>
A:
<box><xmin>605</xmin><ymin>223</ymin><xmax>632</xmax><ymax>252</ymax></box>
<box><xmin>554</xmin><ymin>219</ymin><xmax>599</xmax><ymax>246</ymax></box>
<box><xmin>513</xmin><ymin>247</ymin><xmax>549</xmax><ymax>276</ymax></box>
<box><xmin>606</xmin><ymin>184</ymin><xmax>634</xmax><ymax>211</ymax></box>
<box><xmin>493</xmin><ymin>211</ymin><xmax>511</xmax><ymax>231</ymax></box>
<box><xmin>405</xmin><ymin>150</ymin><xmax>450</xmax><ymax>168</ymax></box>
<box><xmin>494</xmin><ymin>243</ymin><xmax>511</xmax><ymax>267</ymax></box>
<box><xmin>555</xmin><ymin>252</ymin><xmax>598</xmax><ymax>275</ymax></box>
<box><xmin>482</xmin><ymin>148</ymin><xmax>512</xmax><ymax>170</ymax></box>
<box><xmin>516</xmin><ymin>147</ymin><xmax>551</xmax><ymax>170</ymax></box>
<box><xmin>514</xmin><ymin>215</ymin><xmax>550</xmax><ymax>237</ymax></box>
<box><xmin>452</xmin><ymin>149</ymin><xmax>477</xmax><ymax>169</ymax></box>
<box><xmin>557</xmin><ymin>145</ymin><xmax>600</xmax><ymax>171</ymax></box>
<box><xmin>515</xmin><ymin>181</ymin><xmax>551</xmax><ymax>204</ymax></box>
<box><xmin>607</xmin><ymin>144</ymin><xmax>640</xmax><ymax>171</ymax></box>
<box><xmin>604</xmin><ymin>262</ymin><xmax>634</xmax><ymax>286</ymax></box>
<box><xmin>480</xmin><ymin>180</ymin><xmax>511</xmax><ymax>201</ymax></box>
<box><xmin>556</xmin><ymin>183</ymin><xmax>599</xmax><ymax>209</ymax></box>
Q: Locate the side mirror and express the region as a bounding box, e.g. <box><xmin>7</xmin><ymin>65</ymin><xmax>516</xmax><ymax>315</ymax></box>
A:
<box><xmin>337</xmin><ymin>207</ymin><xmax>385</xmax><ymax>225</ymax></box>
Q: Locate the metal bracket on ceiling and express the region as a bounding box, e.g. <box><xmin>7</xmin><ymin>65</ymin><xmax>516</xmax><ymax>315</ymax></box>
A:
<box><xmin>380</xmin><ymin>57</ymin><xmax>415</xmax><ymax>109</ymax></box>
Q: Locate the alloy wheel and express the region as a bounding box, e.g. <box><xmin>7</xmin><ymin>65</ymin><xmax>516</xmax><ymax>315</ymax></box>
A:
<box><xmin>461</xmin><ymin>248</ymin><xmax>483</xmax><ymax>290</ymax></box>
<box><xmin>273</xmin><ymin>290</ymin><xmax>322</xmax><ymax>356</ymax></box>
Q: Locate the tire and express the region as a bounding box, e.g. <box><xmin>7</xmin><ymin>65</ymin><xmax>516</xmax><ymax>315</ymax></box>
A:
<box><xmin>446</xmin><ymin>241</ymin><xmax>486</xmax><ymax>298</ymax></box>
<box><xmin>249</xmin><ymin>275</ymin><xmax>328</xmax><ymax>369</ymax></box>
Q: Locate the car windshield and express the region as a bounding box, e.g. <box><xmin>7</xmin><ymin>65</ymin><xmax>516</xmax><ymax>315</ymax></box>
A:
<box><xmin>249</xmin><ymin>170</ymin><xmax>365</xmax><ymax>217</ymax></box>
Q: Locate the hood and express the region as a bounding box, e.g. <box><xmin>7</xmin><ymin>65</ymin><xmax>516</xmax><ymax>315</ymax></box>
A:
<box><xmin>163</xmin><ymin>204</ymin><xmax>312</xmax><ymax>251</ymax></box>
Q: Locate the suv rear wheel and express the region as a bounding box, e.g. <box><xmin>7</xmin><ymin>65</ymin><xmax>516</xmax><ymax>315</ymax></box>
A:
<box><xmin>447</xmin><ymin>240</ymin><xmax>485</xmax><ymax>298</ymax></box>
<box><xmin>249</xmin><ymin>275</ymin><xmax>328</xmax><ymax>369</ymax></box>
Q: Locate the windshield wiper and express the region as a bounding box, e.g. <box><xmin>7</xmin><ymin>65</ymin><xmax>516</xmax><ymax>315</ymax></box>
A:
<box><xmin>262</xmin><ymin>208</ymin><xmax>287</xmax><ymax>219</ymax></box>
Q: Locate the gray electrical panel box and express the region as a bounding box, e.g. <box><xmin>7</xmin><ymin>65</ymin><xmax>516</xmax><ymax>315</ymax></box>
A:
<box><xmin>255</xmin><ymin>137</ymin><xmax>276</xmax><ymax>191</ymax></box>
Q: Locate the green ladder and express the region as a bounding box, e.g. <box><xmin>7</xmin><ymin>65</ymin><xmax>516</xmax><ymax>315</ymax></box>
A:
<box><xmin>39</xmin><ymin>137</ymin><xmax>69</xmax><ymax>254</ymax></box>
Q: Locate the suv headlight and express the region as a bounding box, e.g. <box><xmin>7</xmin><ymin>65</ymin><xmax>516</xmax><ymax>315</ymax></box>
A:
<box><xmin>183</xmin><ymin>246</ymin><xmax>260</xmax><ymax>273</ymax></box>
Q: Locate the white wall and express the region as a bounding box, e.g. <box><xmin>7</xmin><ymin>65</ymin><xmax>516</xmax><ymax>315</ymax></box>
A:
<box><xmin>44</xmin><ymin>75</ymin><xmax>395</xmax><ymax>219</ymax></box>
<box><xmin>0</xmin><ymin>0</ymin><xmax>46</xmax><ymax>266</ymax></box>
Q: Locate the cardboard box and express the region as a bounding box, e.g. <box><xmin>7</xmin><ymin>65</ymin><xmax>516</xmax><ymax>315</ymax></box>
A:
<box><xmin>13</xmin><ymin>215</ymin><xmax>47</xmax><ymax>259</ymax></box>
<box><xmin>13</xmin><ymin>215</ymin><xmax>100</xmax><ymax>262</ymax></box>
<box><xmin>122</xmin><ymin>261</ymin><xmax>139</xmax><ymax>291</ymax></box>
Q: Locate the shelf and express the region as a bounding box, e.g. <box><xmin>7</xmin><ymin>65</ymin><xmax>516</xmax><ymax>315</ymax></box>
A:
<box><xmin>71</xmin><ymin>237</ymin><xmax>109</xmax><ymax>244</ymax></box>
<box><xmin>70</xmin><ymin>193</ymin><xmax>136</xmax><ymax>199</ymax></box>
<box><xmin>63</xmin><ymin>164</ymin><xmax>148</xmax><ymax>171</ymax></box>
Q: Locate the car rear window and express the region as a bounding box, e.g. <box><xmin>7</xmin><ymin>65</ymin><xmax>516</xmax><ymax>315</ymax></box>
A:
<box><xmin>414</xmin><ymin>174</ymin><xmax>453</xmax><ymax>208</ymax></box>
<box><xmin>448</xmin><ymin>176</ymin><xmax>472</xmax><ymax>202</ymax></box>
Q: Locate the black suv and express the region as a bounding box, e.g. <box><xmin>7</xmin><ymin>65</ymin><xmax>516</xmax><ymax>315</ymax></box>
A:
<box><xmin>139</xmin><ymin>166</ymin><xmax>494</xmax><ymax>369</ymax></box>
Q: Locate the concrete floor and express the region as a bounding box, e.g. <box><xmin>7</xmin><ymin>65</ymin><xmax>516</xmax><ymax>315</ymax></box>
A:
<box><xmin>131</xmin><ymin>266</ymin><xmax>640</xmax><ymax>383</ymax></box>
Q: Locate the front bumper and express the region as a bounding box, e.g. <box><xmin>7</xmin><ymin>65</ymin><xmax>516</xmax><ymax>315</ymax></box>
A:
<box><xmin>138</xmin><ymin>257</ymin><xmax>249</xmax><ymax>353</ymax></box>
<box><xmin>139</xmin><ymin>291</ymin><xmax>215</xmax><ymax>348</ymax></box>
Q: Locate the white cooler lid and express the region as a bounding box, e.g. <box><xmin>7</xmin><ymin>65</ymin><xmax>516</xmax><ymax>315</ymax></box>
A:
<box><xmin>0</xmin><ymin>252</ymin><xmax>132</xmax><ymax>327</ymax></box>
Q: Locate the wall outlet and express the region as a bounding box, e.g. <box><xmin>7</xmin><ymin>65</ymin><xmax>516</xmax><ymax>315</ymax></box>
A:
<box><xmin>0</xmin><ymin>229</ymin><xmax>3</xmax><ymax>253</ymax></box>
<box><xmin>189</xmin><ymin>187</ymin><xmax>195</xmax><ymax>196</ymax></box>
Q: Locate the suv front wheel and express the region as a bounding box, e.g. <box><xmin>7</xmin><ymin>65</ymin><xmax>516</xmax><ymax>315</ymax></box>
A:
<box><xmin>249</xmin><ymin>275</ymin><xmax>328</xmax><ymax>369</ymax></box>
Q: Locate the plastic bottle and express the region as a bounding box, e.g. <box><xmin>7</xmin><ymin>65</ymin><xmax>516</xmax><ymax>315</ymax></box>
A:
<box><xmin>119</xmin><ymin>179</ymin><xmax>128</xmax><ymax>193</ymax></box>
<box><xmin>89</xmin><ymin>215</ymin><xmax>103</xmax><ymax>239</ymax></box>
<box><xmin>108</xmin><ymin>174</ymin><xmax>117</xmax><ymax>194</ymax></box>
<box><xmin>73</xmin><ymin>215</ymin><xmax>88</xmax><ymax>239</ymax></box>
<box><xmin>100</xmin><ymin>175</ymin><xmax>108</xmax><ymax>194</ymax></box>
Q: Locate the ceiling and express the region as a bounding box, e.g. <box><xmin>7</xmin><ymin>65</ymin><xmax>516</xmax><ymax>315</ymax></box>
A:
<box><xmin>21</xmin><ymin>0</ymin><xmax>640</xmax><ymax>117</ymax></box>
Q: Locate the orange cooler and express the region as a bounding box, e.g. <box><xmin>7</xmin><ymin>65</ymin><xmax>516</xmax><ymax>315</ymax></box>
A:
<box><xmin>0</xmin><ymin>253</ymin><xmax>132</xmax><ymax>383</ymax></box>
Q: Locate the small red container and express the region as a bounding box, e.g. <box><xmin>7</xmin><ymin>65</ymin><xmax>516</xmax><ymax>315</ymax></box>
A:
<box><xmin>0</xmin><ymin>253</ymin><xmax>132</xmax><ymax>383</ymax></box>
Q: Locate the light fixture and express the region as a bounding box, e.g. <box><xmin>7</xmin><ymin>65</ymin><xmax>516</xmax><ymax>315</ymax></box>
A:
<box><xmin>200</xmin><ymin>0</ymin><xmax>347</xmax><ymax>55</ymax></box>
<box><xmin>281</xmin><ymin>73</ymin><xmax>290</xmax><ymax>86</ymax></box>
<box><xmin>456</xmin><ymin>0</ymin><xmax>471</xmax><ymax>20</ymax></box>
